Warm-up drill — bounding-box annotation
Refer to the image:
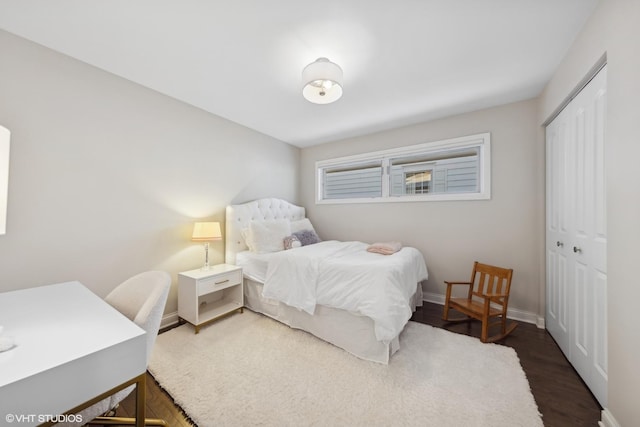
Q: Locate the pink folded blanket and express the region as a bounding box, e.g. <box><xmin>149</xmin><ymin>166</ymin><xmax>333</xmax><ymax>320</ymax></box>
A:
<box><xmin>366</xmin><ymin>241</ymin><xmax>403</xmax><ymax>255</ymax></box>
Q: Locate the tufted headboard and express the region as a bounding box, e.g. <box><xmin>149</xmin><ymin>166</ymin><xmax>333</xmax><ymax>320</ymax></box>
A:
<box><xmin>225</xmin><ymin>198</ymin><xmax>306</xmax><ymax>264</ymax></box>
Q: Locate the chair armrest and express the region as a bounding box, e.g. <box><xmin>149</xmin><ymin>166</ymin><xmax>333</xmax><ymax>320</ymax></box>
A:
<box><xmin>443</xmin><ymin>281</ymin><xmax>473</xmax><ymax>306</ymax></box>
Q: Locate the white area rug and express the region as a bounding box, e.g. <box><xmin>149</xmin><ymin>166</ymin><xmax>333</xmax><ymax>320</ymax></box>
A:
<box><xmin>149</xmin><ymin>311</ymin><xmax>542</xmax><ymax>427</ymax></box>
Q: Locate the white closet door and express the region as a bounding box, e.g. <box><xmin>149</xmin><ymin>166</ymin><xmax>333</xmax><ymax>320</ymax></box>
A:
<box><xmin>546</xmin><ymin>110</ymin><xmax>571</xmax><ymax>353</ymax></box>
<box><xmin>545</xmin><ymin>65</ymin><xmax>607</xmax><ymax>407</ymax></box>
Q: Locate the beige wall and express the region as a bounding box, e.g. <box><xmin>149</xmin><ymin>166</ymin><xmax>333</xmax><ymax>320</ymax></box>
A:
<box><xmin>0</xmin><ymin>30</ymin><xmax>299</xmax><ymax>316</ymax></box>
<box><xmin>301</xmin><ymin>99</ymin><xmax>542</xmax><ymax>322</ymax></box>
<box><xmin>539</xmin><ymin>0</ymin><xmax>640</xmax><ymax>424</ymax></box>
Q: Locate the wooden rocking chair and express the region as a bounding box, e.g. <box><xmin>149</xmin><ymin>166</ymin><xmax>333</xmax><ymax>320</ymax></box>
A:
<box><xmin>442</xmin><ymin>261</ymin><xmax>517</xmax><ymax>343</ymax></box>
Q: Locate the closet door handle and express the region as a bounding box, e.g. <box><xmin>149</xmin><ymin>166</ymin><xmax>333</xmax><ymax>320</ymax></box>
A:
<box><xmin>573</xmin><ymin>246</ymin><xmax>582</xmax><ymax>253</ymax></box>
<box><xmin>556</xmin><ymin>241</ymin><xmax>563</xmax><ymax>247</ymax></box>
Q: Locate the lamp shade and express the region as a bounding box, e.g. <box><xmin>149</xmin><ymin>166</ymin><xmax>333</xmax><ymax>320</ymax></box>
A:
<box><xmin>191</xmin><ymin>222</ymin><xmax>222</xmax><ymax>241</ymax></box>
<box><xmin>302</xmin><ymin>57</ymin><xmax>343</xmax><ymax>104</ymax></box>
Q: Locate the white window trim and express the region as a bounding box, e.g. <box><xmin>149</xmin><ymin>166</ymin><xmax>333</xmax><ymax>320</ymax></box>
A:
<box><xmin>316</xmin><ymin>133</ymin><xmax>491</xmax><ymax>204</ymax></box>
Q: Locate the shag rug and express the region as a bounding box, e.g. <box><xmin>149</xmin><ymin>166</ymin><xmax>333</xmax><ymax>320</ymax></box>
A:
<box><xmin>149</xmin><ymin>311</ymin><xmax>542</xmax><ymax>427</ymax></box>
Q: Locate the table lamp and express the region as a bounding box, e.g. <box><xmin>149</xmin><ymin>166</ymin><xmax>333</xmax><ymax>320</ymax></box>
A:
<box><xmin>192</xmin><ymin>221</ymin><xmax>222</xmax><ymax>270</ymax></box>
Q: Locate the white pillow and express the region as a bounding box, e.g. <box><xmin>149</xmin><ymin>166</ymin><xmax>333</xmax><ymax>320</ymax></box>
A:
<box><xmin>249</xmin><ymin>220</ymin><xmax>291</xmax><ymax>253</ymax></box>
<box><xmin>290</xmin><ymin>218</ymin><xmax>316</xmax><ymax>233</ymax></box>
<box><xmin>241</xmin><ymin>227</ymin><xmax>256</xmax><ymax>252</ymax></box>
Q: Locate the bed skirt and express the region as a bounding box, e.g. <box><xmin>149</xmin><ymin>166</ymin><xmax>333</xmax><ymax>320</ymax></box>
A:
<box><xmin>243</xmin><ymin>278</ymin><xmax>423</xmax><ymax>364</ymax></box>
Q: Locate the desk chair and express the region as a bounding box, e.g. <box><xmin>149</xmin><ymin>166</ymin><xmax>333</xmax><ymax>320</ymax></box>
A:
<box><xmin>62</xmin><ymin>271</ymin><xmax>171</xmax><ymax>426</ymax></box>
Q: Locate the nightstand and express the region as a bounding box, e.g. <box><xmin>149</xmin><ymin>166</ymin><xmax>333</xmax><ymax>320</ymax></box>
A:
<box><xmin>178</xmin><ymin>264</ymin><xmax>243</xmax><ymax>334</ymax></box>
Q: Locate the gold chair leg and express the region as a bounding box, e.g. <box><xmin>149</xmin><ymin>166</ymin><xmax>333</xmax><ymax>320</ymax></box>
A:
<box><xmin>91</xmin><ymin>416</ymin><xmax>168</xmax><ymax>426</ymax></box>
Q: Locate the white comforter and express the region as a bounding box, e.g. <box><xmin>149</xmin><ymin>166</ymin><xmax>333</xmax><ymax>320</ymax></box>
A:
<box><xmin>261</xmin><ymin>240</ymin><xmax>428</xmax><ymax>342</ymax></box>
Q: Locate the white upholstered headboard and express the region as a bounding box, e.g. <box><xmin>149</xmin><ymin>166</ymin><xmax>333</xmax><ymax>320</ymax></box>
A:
<box><xmin>225</xmin><ymin>198</ymin><xmax>306</xmax><ymax>264</ymax></box>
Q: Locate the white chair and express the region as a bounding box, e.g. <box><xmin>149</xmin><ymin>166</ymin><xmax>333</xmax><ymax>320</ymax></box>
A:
<box><xmin>61</xmin><ymin>271</ymin><xmax>171</xmax><ymax>427</ymax></box>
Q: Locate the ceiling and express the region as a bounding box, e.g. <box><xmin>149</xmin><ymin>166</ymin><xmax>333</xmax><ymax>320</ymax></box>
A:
<box><xmin>0</xmin><ymin>1</ymin><xmax>598</xmax><ymax>148</ymax></box>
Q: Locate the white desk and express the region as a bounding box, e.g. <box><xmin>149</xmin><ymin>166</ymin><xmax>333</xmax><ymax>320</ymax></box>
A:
<box><xmin>0</xmin><ymin>281</ymin><xmax>147</xmax><ymax>427</ymax></box>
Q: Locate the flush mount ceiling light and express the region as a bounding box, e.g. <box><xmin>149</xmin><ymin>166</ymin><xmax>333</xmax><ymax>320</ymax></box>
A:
<box><xmin>302</xmin><ymin>57</ymin><xmax>343</xmax><ymax>104</ymax></box>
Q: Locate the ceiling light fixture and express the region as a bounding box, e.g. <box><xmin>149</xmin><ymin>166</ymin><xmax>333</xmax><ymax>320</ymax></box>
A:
<box><xmin>302</xmin><ymin>57</ymin><xmax>343</xmax><ymax>104</ymax></box>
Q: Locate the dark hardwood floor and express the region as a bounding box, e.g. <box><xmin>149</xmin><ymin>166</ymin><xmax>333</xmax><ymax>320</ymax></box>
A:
<box><xmin>116</xmin><ymin>302</ymin><xmax>601</xmax><ymax>427</ymax></box>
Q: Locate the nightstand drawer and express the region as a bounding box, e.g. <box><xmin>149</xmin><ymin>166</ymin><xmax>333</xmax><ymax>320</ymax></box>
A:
<box><xmin>197</xmin><ymin>269</ymin><xmax>242</xmax><ymax>296</ymax></box>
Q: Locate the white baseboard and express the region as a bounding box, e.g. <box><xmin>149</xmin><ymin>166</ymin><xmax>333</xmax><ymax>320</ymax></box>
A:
<box><xmin>422</xmin><ymin>291</ymin><xmax>446</xmax><ymax>306</ymax></box>
<box><xmin>422</xmin><ymin>292</ymin><xmax>544</xmax><ymax>328</ymax></box>
<box><xmin>598</xmin><ymin>408</ymin><xmax>620</xmax><ymax>427</ymax></box>
<box><xmin>161</xmin><ymin>311</ymin><xmax>180</xmax><ymax>329</ymax></box>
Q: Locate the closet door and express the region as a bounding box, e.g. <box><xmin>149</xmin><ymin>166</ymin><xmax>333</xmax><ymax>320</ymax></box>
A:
<box><xmin>545</xmin><ymin>65</ymin><xmax>607</xmax><ymax>407</ymax></box>
<box><xmin>568</xmin><ymin>66</ymin><xmax>608</xmax><ymax>407</ymax></box>
<box><xmin>546</xmin><ymin>108</ymin><xmax>571</xmax><ymax>354</ymax></box>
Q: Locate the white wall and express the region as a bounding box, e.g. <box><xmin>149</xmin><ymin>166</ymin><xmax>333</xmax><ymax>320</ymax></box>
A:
<box><xmin>301</xmin><ymin>99</ymin><xmax>542</xmax><ymax>321</ymax></box>
<box><xmin>0</xmin><ymin>30</ymin><xmax>299</xmax><ymax>316</ymax></box>
<box><xmin>538</xmin><ymin>0</ymin><xmax>640</xmax><ymax>424</ymax></box>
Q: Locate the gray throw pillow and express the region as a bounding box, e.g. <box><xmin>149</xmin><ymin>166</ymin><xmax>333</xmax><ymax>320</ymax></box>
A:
<box><xmin>292</xmin><ymin>229</ymin><xmax>321</xmax><ymax>246</ymax></box>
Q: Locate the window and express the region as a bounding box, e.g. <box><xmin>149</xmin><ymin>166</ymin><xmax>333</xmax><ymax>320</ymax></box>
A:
<box><xmin>323</xmin><ymin>161</ymin><xmax>382</xmax><ymax>200</ymax></box>
<box><xmin>316</xmin><ymin>133</ymin><xmax>490</xmax><ymax>203</ymax></box>
<box><xmin>402</xmin><ymin>170</ymin><xmax>432</xmax><ymax>195</ymax></box>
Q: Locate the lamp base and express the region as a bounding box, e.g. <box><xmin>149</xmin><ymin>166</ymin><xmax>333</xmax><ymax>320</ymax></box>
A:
<box><xmin>201</xmin><ymin>242</ymin><xmax>211</xmax><ymax>270</ymax></box>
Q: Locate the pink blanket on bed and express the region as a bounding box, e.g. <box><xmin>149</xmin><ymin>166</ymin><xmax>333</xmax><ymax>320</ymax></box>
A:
<box><xmin>366</xmin><ymin>241</ymin><xmax>403</xmax><ymax>255</ymax></box>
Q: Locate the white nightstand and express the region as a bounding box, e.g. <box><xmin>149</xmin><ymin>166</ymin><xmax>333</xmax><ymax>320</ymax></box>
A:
<box><xmin>178</xmin><ymin>264</ymin><xmax>243</xmax><ymax>334</ymax></box>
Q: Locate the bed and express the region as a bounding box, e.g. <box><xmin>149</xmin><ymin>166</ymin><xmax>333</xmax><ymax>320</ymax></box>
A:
<box><xmin>225</xmin><ymin>198</ymin><xmax>428</xmax><ymax>364</ymax></box>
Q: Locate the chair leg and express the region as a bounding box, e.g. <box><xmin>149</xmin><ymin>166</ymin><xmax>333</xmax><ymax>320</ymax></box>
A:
<box><xmin>91</xmin><ymin>416</ymin><xmax>168</xmax><ymax>426</ymax></box>
<box><xmin>442</xmin><ymin>284</ymin><xmax>453</xmax><ymax>321</ymax></box>
<box><xmin>481</xmin><ymin>318</ymin><xmax>489</xmax><ymax>343</ymax></box>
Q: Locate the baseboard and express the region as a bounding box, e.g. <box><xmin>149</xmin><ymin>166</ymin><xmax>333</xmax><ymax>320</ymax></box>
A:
<box><xmin>598</xmin><ymin>408</ymin><xmax>621</xmax><ymax>427</ymax></box>
<box><xmin>422</xmin><ymin>292</ymin><xmax>544</xmax><ymax>328</ymax></box>
<box><xmin>161</xmin><ymin>311</ymin><xmax>180</xmax><ymax>329</ymax></box>
<box><xmin>422</xmin><ymin>291</ymin><xmax>446</xmax><ymax>306</ymax></box>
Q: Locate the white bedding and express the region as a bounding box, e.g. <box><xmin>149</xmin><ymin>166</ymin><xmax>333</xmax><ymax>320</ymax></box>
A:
<box><xmin>255</xmin><ymin>240</ymin><xmax>428</xmax><ymax>342</ymax></box>
<box><xmin>236</xmin><ymin>250</ymin><xmax>272</xmax><ymax>283</ymax></box>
